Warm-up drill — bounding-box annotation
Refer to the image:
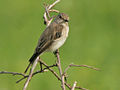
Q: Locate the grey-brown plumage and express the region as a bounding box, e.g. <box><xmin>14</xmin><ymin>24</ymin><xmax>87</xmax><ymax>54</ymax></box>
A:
<box><xmin>24</xmin><ymin>13</ymin><xmax>69</xmax><ymax>73</ymax></box>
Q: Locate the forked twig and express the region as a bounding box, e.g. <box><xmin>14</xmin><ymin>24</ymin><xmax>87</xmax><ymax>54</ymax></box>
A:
<box><xmin>0</xmin><ymin>60</ymin><xmax>89</xmax><ymax>90</ymax></box>
<box><xmin>63</xmin><ymin>64</ymin><xmax>100</xmax><ymax>76</ymax></box>
<box><xmin>16</xmin><ymin>66</ymin><xmax>55</xmax><ymax>83</ymax></box>
<box><xmin>38</xmin><ymin>59</ymin><xmax>88</xmax><ymax>90</ymax></box>
<box><xmin>43</xmin><ymin>0</ymin><xmax>60</xmax><ymax>26</ymax></box>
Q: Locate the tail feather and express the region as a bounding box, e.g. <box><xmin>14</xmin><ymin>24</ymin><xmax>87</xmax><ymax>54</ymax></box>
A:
<box><xmin>24</xmin><ymin>63</ymin><xmax>31</xmax><ymax>74</ymax></box>
<box><xmin>24</xmin><ymin>53</ymin><xmax>38</xmax><ymax>74</ymax></box>
<box><xmin>29</xmin><ymin>53</ymin><xmax>38</xmax><ymax>63</ymax></box>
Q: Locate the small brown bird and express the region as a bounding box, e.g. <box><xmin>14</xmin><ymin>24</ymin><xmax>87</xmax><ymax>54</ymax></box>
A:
<box><xmin>24</xmin><ymin>13</ymin><xmax>69</xmax><ymax>73</ymax></box>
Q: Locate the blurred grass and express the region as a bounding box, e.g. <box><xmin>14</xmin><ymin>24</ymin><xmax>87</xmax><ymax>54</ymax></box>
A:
<box><xmin>0</xmin><ymin>0</ymin><xmax>120</xmax><ymax>90</ymax></box>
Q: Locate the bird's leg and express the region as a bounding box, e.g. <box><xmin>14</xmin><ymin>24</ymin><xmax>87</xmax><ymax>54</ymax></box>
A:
<box><xmin>38</xmin><ymin>57</ymin><xmax>43</xmax><ymax>71</ymax></box>
<box><xmin>53</xmin><ymin>49</ymin><xmax>60</xmax><ymax>66</ymax></box>
<box><xmin>39</xmin><ymin>61</ymin><xmax>43</xmax><ymax>71</ymax></box>
<box><xmin>53</xmin><ymin>49</ymin><xmax>59</xmax><ymax>57</ymax></box>
<box><xmin>54</xmin><ymin>50</ymin><xmax>68</xmax><ymax>82</ymax></box>
<box><xmin>64</xmin><ymin>73</ymin><xmax>68</xmax><ymax>82</ymax></box>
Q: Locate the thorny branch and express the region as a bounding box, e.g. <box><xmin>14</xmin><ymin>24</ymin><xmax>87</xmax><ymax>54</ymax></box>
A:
<box><xmin>0</xmin><ymin>0</ymin><xmax>99</xmax><ymax>90</ymax></box>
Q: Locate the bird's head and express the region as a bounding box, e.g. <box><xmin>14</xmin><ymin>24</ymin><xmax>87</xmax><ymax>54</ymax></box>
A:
<box><xmin>55</xmin><ymin>13</ymin><xmax>69</xmax><ymax>24</ymax></box>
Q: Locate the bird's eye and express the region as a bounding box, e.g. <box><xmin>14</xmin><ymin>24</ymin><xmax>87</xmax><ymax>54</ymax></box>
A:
<box><xmin>59</xmin><ymin>15</ymin><xmax>62</xmax><ymax>18</ymax></box>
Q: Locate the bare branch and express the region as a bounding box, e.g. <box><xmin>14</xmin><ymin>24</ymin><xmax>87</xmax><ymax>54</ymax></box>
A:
<box><xmin>49</xmin><ymin>9</ymin><xmax>59</xmax><ymax>13</ymax></box>
<box><xmin>0</xmin><ymin>71</ymin><xmax>25</xmax><ymax>76</ymax></box>
<box><xmin>43</xmin><ymin>1</ymin><xmax>66</xmax><ymax>89</ymax></box>
<box><xmin>0</xmin><ymin>0</ymin><xmax>98</xmax><ymax>90</ymax></box>
<box><xmin>43</xmin><ymin>0</ymin><xmax>60</xmax><ymax>26</ymax></box>
<box><xmin>39</xmin><ymin>59</ymin><xmax>87</xmax><ymax>90</ymax></box>
<box><xmin>44</xmin><ymin>3</ymin><xmax>50</xmax><ymax>19</ymax></box>
<box><xmin>71</xmin><ymin>81</ymin><xmax>77</xmax><ymax>90</ymax></box>
<box><xmin>16</xmin><ymin>69</ymin><xmax>48</xmax><ymax>83</ymax></box>
<box><xmin>55</xmin><ymin>49</ymin><xmax>66</xmax><ymax>90</ymax></box>
<box><xmin>63</xmin><ymin>64</ymin><xmax>100</xmax><ymax>76</ymax></box>
<box><xmin>23</xmin><ymin>57</ymin><xmax>39</xmax><ymax>90</ymax></box>
<box><xmin>48</xmin><ymin>0</ymin><xmax>60</xmax><ymax>9</ymax></box>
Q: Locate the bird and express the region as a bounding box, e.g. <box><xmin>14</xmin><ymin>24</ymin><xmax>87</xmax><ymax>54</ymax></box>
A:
<box><xmin>24</xmin><ymin>13</ymin><xmax>69</xmax><ymax>73</ymax></box>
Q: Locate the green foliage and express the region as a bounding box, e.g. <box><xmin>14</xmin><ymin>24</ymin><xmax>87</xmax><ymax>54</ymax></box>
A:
<box><xmin>0</xmin><ymin>0</ymin><xmax>120</xmax><ymax>90</ymax></box>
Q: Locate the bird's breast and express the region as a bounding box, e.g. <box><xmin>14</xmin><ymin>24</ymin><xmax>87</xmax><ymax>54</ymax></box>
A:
<box><xmin>47</xmin><ymin>23</ymin><xmax>69</xmax><ymax>52</ymax></box>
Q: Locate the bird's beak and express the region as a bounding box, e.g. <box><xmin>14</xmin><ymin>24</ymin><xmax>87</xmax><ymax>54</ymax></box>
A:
<box><xmin>65</xmin><ymin>19</ymin><xmax>69</xmax><ymax>22</ymax></box>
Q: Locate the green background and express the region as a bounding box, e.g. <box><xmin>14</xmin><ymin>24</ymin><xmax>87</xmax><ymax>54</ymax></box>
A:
<box><xmin>0</xmin><ymin>0</ymin><xmax>120</xmax><ymax>90</ymax></box>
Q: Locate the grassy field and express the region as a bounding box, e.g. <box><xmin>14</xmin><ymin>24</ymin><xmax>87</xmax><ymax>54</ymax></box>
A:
<box><xmin>0</xmin><ymin>0</ymin><xmax>120</xmax><ymax>90</ymax></box>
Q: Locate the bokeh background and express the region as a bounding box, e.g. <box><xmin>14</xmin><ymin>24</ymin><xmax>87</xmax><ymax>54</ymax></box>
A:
<box><xmin>0</xmin><ymin>0</ymin><xmax>120</xmax><ymax>90</ymax></box>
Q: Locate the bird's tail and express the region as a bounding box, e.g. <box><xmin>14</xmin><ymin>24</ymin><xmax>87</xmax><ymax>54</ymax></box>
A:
<box><xmin>24</xmin><ymin>53</ymin><xmax>38</xmax><ymax>74</ymax></box>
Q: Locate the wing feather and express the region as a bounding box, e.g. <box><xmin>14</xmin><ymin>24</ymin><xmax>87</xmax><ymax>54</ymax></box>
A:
<box><xmin>35</xmin><ymin>22</ymin><xmax>63</xmax><ymax>54</ymax></box>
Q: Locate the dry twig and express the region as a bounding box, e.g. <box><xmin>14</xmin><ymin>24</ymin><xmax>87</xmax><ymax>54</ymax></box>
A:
<box><xmin>43</xmin><ymin>0</ymin><xmax>60</xmax><ymax>26</ymax></box>
<box><xmin>0</xmin><ymin>59</ymin><xmax>89</xmax><ymax>90</ymax></box>
<box><xmin>23</xmin><ymin>57</ymin><xmax>39</xmax><ymax>90</ymax></box>
<box><xmin>0</xmin><ymin>71</ymin><xmax>25</xmax><ymax>76</ymax></box>
<box><xmin>55</xmin><ymin>49</ymin><xmax>66</xmax><ymax>90</ymax></box>
<box><xmin>71</xmin><ymin>81</ymin><xmax>77</xmax><ymax>90</ymax></box>
<box><xmin>0</xmin><ymin>0</ymin><xmax>98</xmax><ymax>90</ymax></box>
<box><xmin>39</xmin><ymin>59</ymin><xmax>88</xmax><ymax>90</ymax></box>
<box><xmin>63</xmin><ymin>64</ymin><xmax>100</xmax><ymax>76</ymax></box>
<box><xmin>43</xmin><ymin>1</ymin><xmax>66</xmax><ymax>90</ymax></box>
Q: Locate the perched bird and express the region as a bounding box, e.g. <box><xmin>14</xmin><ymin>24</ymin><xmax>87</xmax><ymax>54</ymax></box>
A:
<box><xmin>24</xmin><ymin>13</ymin><xmax>69</xmax><ymax>73</ymax></box>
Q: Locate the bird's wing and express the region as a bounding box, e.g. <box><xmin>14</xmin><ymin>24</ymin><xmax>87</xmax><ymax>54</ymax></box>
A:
<box><xmin>35</xmin><ymin>22</ymin><xmax>63</xmax><ymax>54</ymax></box>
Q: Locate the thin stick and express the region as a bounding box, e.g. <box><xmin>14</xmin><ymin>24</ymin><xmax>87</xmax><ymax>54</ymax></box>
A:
<box><xmin>63</xmin><ymin>64</ymin><xmax>100</xmax><ymax>76</ymax></box>
<box><xmin>43</xmin><ymin>0</ymin><xmax>60</xmax><ymax>26</ymax></box>
<box><xmin>49</xmin><ymin>9</ymin><xmax>59</xmax><ymax>13</ymax></box>
<box><xmin>39</xmin><ymin>59</ymin><xmax>87</xmax><ymax>90</ymax></box>
<box><xmin>55</xmin><ymin>49</ymin><xmax>66</xmax><ymax>90</ymax></box>
<box><xmin>16</xmin><ymin>63</ymin><xmax>57</xmax><ymax>83</ymax></box>
<box><xmin>71</xmin><ymin>81</ymin><xmax>77</xmax><ymax>90</ymax></box>
<box><xmin>0</xmin><ymin>71</ymin><xmax>25</xmax><ymax>76</ymax></box>
<box><xmin>23</xmin><ymin>57</ymin><xmax>39</xmax><ymax>90</ymax></box>
<box><xmin>16</xmin><ymin>69</ymin><xmax>49</xmax><ymax>83</ymax></box>
<box><xmin>0</xmin><ymin>60</ymin><xmax>88</xmax><ymax>90</ymax></box>
<box><xmin>48</xmin><ymin>0</ymin><xmax>60</xmax><ymax>9</ymax></box>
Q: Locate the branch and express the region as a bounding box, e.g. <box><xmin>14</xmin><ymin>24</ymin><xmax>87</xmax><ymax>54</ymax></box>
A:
<box><xmin>71</xmin><ymin>81</ymin><xmax>77</xmax><ymax>90</ymax></box>
<box><xmin>55</xmin><ymin>49</ymin><xmax>66</xmax><ymax>90</ymax></box>
<box><xmin>23</xmin><ymin>57</ymin><xmax>39</xmax><ymax>90</ymax></box>
<box><xmin>16</xmin><ymin>63</ymin><xmax>57</xmax><ymax>83</ymax></box>
<box><xmin>43</xmin><ymin>1</ymin><xmax>66</xmax><ymax>90</ymax></box>
<box><xmin>0</xmin><ymin>71</ymin><xmax>25</xmax><ymax>76</ymax></box>
<box><xmin>63</xmin><ymin>64</ymin><xmax>100</xmax><ymax>76</ymax></box>
<box><xmin>0</xmin><ymin>60</ymin><xmax>88</xmax><ymax>90</ymax></box>
<box><xmin>48</xmin><ymin>0</ymin><xmax>60</xmax><ymax>9</ymax></box>
<box><xmin>0</xmin><ymin>0</ymin><xmax>98</xmax><ymax>90</ymax></box>
<box><xmin>39</xmin><ymin>59</ymin><xmax>88</xmax><ymax>90</ymax></box>
<box><xmin>43</xmin><ymin>0</ymin><xmax>60</xmax><ymax>26</ymax></box>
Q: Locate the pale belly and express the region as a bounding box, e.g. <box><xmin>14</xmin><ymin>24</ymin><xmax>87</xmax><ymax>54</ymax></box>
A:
<box><xmin>47</xmin><ymin>37</ymin><xmax>67</xmax><ymax>52</ymax></box>
<box><xmin>46</xmin><ymin>24</ymin><xmax>69</xmax><ymax>52</ymax></box>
